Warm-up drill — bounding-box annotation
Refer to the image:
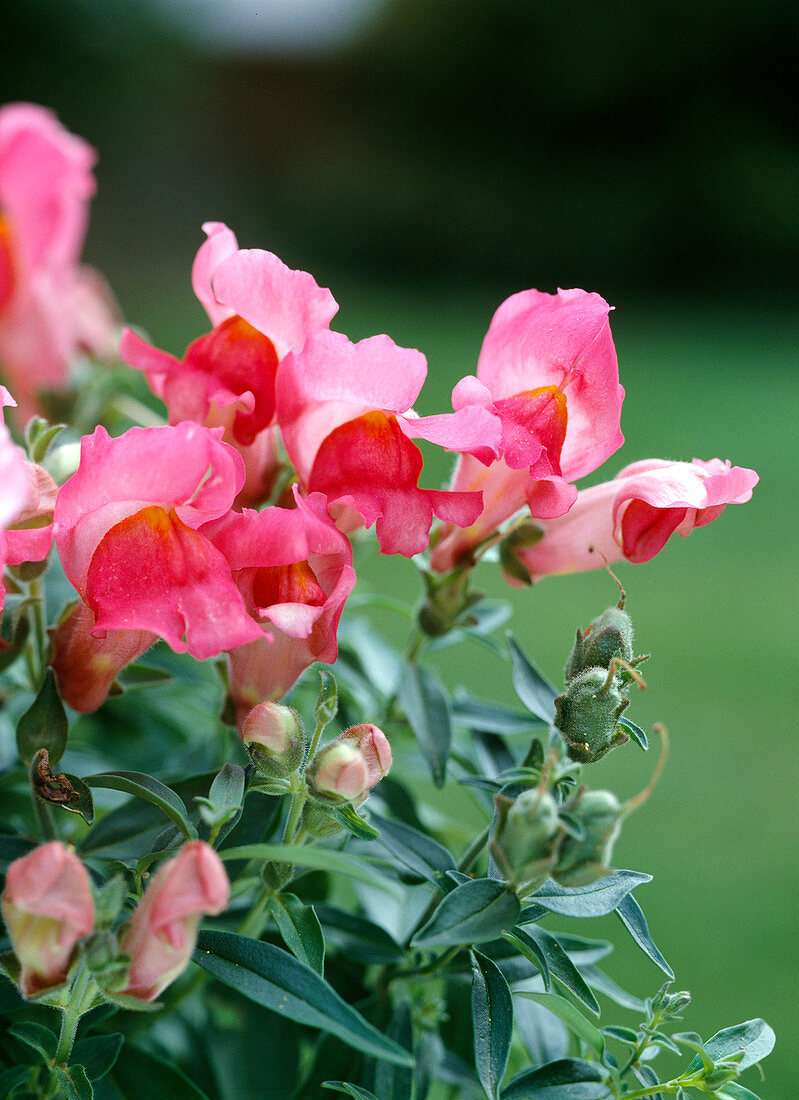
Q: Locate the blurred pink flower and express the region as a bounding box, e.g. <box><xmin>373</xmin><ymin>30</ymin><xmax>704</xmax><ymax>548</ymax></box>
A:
<box><xmin>0</xmin><ymin>103</ymin><xmax>117</xmax><ymax>420</ymax></box>
<box><xmin>431</xmin><ymin>288</ymin><xmax>624</xmax><ymax>572</ymax></box>
<box><xmin>120</xmin><ymin>221</ymin><xmax>337</xmax><ymax>507</ymax></box>
<box><xmin>120</xmin><ymin>841</ymin><xmax>228</xmax><ymax>1002</ymax></box>
<box><xmin>276</xmin><ymin>329</ymin><xmax>500</xmax><ymax>556</ymax></box>
<box><xmin>338</xmin><ymin>724</ymin><xmax>392</xmax><ymax>787</ymax></box>
<box><xmin>510</xmin><ymin>457</ymin><xmax>759</xmax><ymax>581</ymax></box>
<box><xmin>1</xmin><ymin>841</ymin><xmax>94</xmax><ymax>998</ymax></box>
<box><xmin>209</xmin><ymin>489</ymin><xmax>356</xmax><ymax>723</ymax></box>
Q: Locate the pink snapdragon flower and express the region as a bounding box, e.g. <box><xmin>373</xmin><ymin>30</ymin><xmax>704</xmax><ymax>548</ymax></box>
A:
<box><xmin>51</xmin><ymin>422</ymin><xmax>269</xmax><ymax>709</ymax></box>
<box><xmin>276</xmin><ymin>329</ymin><xmax>501</xmax><ymax>556</ymax></box>
<box><xmin>430</xmin><ymin>288</ymin><xmax>625</xmax><ymax>572</ymax></box>
<box><xmin>207</xmin><ymin>489</ymin><xmax>356</xmax><ymax>724</ymax></box>
<box><xmin>308</xmin><ymin>724</ymin><xmax>392</xmax><ymax>802</ymax></box>
<box><xmin>0</xmin><ymin>103</ymin><xmax>117</xmax><ymax>420</ymax></box>
<box><xmin>120</xmin><ymin>841</ymin><xmax>228</xmax><ymax>1002</ymax></box>
<box><xmin>1</xmin><ymin>841</ymin><xmax>95</xmax><ymax>998</ymax></box>
<box><xmin>509</xmin><ymin>457</ymin><xmax>759</xmax><ymax>581</ymax></box>
<box><xmin>120</xmin><ymin>221</ymin><xmax>338</xmax><ymax>507</ymax></box>
<box><xmin>1</xmin><ymin>387</ymin><xmax>55</xmax><ymax>617</ymax></box>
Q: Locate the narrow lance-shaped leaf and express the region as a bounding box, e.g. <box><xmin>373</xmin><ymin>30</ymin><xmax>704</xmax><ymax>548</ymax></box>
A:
<box><xmin>399</xmin><ymin>663</ymin><xmax>452</xmax><ymax>787</ymax></box>
<box><xmin>16</xmin><ymin>668</ymin><xmax>69</xmax><ymax>765</ymax></box>
<box><xmin>471</xmin><ymin>950</ymin><xmax>513</xmax><ymax>1100</ymax></box>
<box><xmin>501</xmin><ymin>1057</ymin><xmax>609</xmax><ymax>1100</ymax></box>
<box><xmin>217</xmin><ymin>842</ymin><xmax>402</xmax><ymax>896</ymax></box>
<box><xmin>315</xmin><ymin>669</ymin><xmax>339</xmax><ymax>732</ymax></box>
<box><xmin>322</xmin><ymin>1085</ymin><xmax>380</xmax><ymax>1100</ymax></box>
<box><xmin>615</xmin><ymin>893</ymin><xmax>673</xmax><ymax>977</ymax></box>
<box><xmin>506</xmin><ymin>927</ymin><xmax>599</xmax><ymax>1015</ymax></box>
<box><xmin>507</xmin><ymin>635</ymin><xmax>557</xmax><ymax>723</ymax></box>
<box><xmin>526</xmin><ymin>871</ymin><xmax>652</xmax><ymax>918</ymax></box>
<box><xmin>111</xmin><ymin>1042</ymin><xmax>211</xmax><ymax>1099</ymax></box>
<box><xmin>195</xmin><ymin>931</ymin><xmax>413</xmax><ymax>1066</ymax></box>
<box><xmin>412</xmin><ymin>878</ymin><xmax>521</xmax><ymax>948</ymax></box>
<box><xmin>617</xmin><ymin>715</ymin><xmax>648</xmax><ymax>751</ymax></box>
<box><xmin>84</xmin><ymin>771</ymin><xmax>195</xmax><ymax>840</ymax></box>
<box><xmin>268</xmin><ymin>893</ymin><xmax>325</xmax><ymax>974</ymax></box>
<box><xmin>373</xmin><ymin>1000</ymin><xmax>414</xmax><ymax>1100</ymax></box>
<box><xmin>513</xmin><ymin>992</ymin><xmax>605</xmax><ymax>1061</ymax></box>
<box><xmin>370</xmin><ymin>813</ymin><xmax>455</xmax><ymax>885</ymax></box>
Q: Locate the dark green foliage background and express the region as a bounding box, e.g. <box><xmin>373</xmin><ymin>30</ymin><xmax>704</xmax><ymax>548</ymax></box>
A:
<box><xmin>0</xmin><ymin>1</ymin><xmax>795</xmax><ymax>1093</ymax></box>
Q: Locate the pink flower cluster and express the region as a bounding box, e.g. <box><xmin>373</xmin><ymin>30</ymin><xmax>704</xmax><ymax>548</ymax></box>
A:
<box><xmin>0</xmin><ymin>102</ymin><xmax>758</xmax><ymax>726</ymax></box>
<box><xmin>1</xmin><ymin>840</ymin><xmax>228</xmax><ymax>1001</ymax></box>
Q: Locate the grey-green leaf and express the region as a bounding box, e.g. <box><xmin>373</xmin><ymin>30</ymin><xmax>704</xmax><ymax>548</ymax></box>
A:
<box><xmin>696</xmin><ymin>1019</ymin><xmax>775</xmax><ymax>1072</ymax></box>
<box><xmin>399</xmin><ymin>663</ymin><xmax>452</xmax><ymax>787</ymax></box>
<box><xmin>314</xmin><ymin>669</ymin><xmax>339</xmax><ymax>731</ymax></box>
<box><xmin>71</xmin><ymin>1033</ymin><xmax>124</xmax><ymax>1081</ymax></box>
<box><xmin>615</xmin><ymin>893</ymin><xmax>673</xmax><ymax>977</ymax></box>
<box><xmin>195</xmin><ymin>930</ymin><xmax>413</xmax><ymax>1066</ymax></box>
<box><xmin>412</xmin><ymin>878</ymin><xmax>520</xmax><ymax>948</ymax></box>
<box><xmin>16</xmin><ymin>668</ymin><xmax>68</xmax><ymax>766</ymax></box>
<box><xmin>514</xmin><ymin>992</ymin><xmax>605</xmax><ymax>1060</ymax></box>
<box><xmin>528</xmin><ymin>871</ymin><xmax>651</xmax><ymax>917</ymax></box>
<box><xmin>269</xmin><ymin>893</ymin><xmax>325</xmax><ymax>973</ymax></box>
<box><xmin>507</xmin><ymin>927</ymin><xmax>599</xmax><ymax>1015</ymax></box>
<box><xmin>111</xmin><ymin>1043</ymin><xmax>211</xmax><ymax>1098</ymax></box>
<box><xmin>371</xmin><ymin>813</ymin><xmax>454</xmax><ymax>885</ymax></box>
<box><xmin>53</xmin><ymin>1064</ymin><xmax>93</xmax><ymax>1100</ymax></box>
<box><xmin>501</xmin><ymin>1057</ymin><xmax>609</xmax><ymax>1099</ymax></box>
<box><xmin>471</xmin><ymin>949</ymin><xmax>513</xmax><ymax>1100</ymax></box>
<box><xmin>507</xmin><ymin>635</ymin><xmax>557</xmax><ymax>723</ymax></box>
<box><xmin>617</xmin><ymin>715</ymin><xmax>648</xmax><ymax>750</ymax></box>
<box><xmin>373</xmin><ymin>1000</ymin><xmax>414</xmax><ymax>1100</ymax></box>
<box><xmin>322</xmin><ymin>1085</ymin><xmax>380</xmax><ymax>1100</ymax></box>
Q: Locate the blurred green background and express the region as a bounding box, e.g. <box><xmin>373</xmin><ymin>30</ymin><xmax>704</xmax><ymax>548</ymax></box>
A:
<box><xmin>2</xmin><ymin>0</ymin><xmax>796</xmax><ymax>1093</ymax></box>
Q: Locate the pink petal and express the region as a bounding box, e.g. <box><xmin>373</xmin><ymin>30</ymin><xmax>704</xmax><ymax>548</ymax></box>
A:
<box><xmin>191</xmin><ymin>221</ymin><xmax>239</xmax><ymax>327</ymax></box>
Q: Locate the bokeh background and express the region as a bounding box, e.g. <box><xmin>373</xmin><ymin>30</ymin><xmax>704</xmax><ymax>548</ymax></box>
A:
<box><xmin>2</xmin><ymin>0</ymin><xmax>796</xmax><ymax>1093</ymax></box>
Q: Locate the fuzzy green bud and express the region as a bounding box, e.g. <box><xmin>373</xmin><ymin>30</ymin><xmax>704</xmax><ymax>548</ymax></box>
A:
<box><xmin>491</xmin><ymin>789</ymin><xmax>561</xmax><ymax>883</ymax></box>
<box><xmin>554</xmin><ymin>790</ymin><xmax>622</xmax><ymax>886</ymax></box>
<box><xmin>554</xmin><ymin>668</ymin><xmax>629</xmax><ymax>763</ymax></box>
<box><xmin>564</xmin><ymin>606</ymin><xmax>634</xmax><ymax>682</ymax></box>
<box><xmin>242</xmin><ymin>702</ymin><xmax>305</xmax><ymax>777</ymax></box>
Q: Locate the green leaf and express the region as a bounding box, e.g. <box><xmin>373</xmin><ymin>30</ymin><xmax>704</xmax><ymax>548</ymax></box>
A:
<box><xmin>269</xmin><ymin>893</ymin><xmax>325</xmax><ymax>973</ymax></box>
<box><xmin>501</xmin><ymin>1058</ymin><xmax>609</xmax><ymax>1099</ymax></box>
<box><xmin>601</xmin><ymin>1026</ymin><xmax>639</xmax><ymax>1045</ymax></box>
<box><xmin>195</xmin><ymin>930</ymin><xmax>413</xmax><ymax>1067</ymax></box>
<box><xmin>615</xmin><ymin>894</ymin><xmax>673</xmax><ymax>977</ymax></box>
<box><xmin>84</xmin><ymin>771</ymin><xmax>195</xmax><ymax>840</ymax></box>
<box><xmin>55</xmin><ymin>774</ymin><xmax>95</xmax><ymax>824</ymax></box>
<box><xmin>452</xmin><ymin>695</ymin><xmax>543</xmax><ymax>735</ymax></box>
<box><xmin>715</xmin><ymin>1084</ymin><xmax>763</xmax><ymax>1100</ymax></box>
<box><xmin>514</xmin><ymin>992</ymin><xmax>605</xmax><ymax>1060</ymax></box>
<box><xmin>471</xmin><ymin>950</ymin><xmax>513</xmax><ymax>1100</ymax></box>
<box><xmin>507</xmin><ymin>635</ymin><xmax>557</xmax><ymax>723</ymax></box>
<box><xmin>330</xmin><ymin>802</ymin><xmax>381</xmax><ymax>840</ymax></box>
<box><xmin>373</xmin><ymin>1000</ymin><xmax>414</xmax><ymax>1100</ymax></box>
<box><xmin>0</xmin><ymin>610</ymin><xmax>30</xmax><ymax>672</ymax></box>
<box><xmin>71</xmin><ymin>1034</ymin><xmax>124</xmax><ymax>1082</ymax></box>
<box><xmin>506</xmin><ymin>927</ymin><xmax>599</xmax><ymax>1015</ymax></box>
<box><xmin>217</xmin><ymin>842</ymin><xmax>401</xmax><ymax>896</ymax></box>
<box><xmin>316</xmin><ymin>904</ymin><xmax>403</xmax><ymax>965</ymax></box>
<box><xmin>692</xmin><ymin>1019</ymin><xmax>775</xmax><ymax>1072</ymax></box>
<box><xmin>581</xmin><ymin>966</ymin><xmax>645</xmax><ymax>1013</ymax></box>
<box><xmin>527</xmin><ymin>871</ymin><xmax>652</xmax><ymax>917</ymax></box>
<box><xmin>196</xmin><ymin>762</ymin><xmax>245</xmax><ymax>836</ymax></box>
<box><xmin>371</xmin><ymin>813</ymin><xmax>454</xmax><ymax>885</ymax></box>
<box><xmin>322</xmin><ymin>1085</ymin><xmax>380</xmax><ymax>1100</ymax></box>
<box><xmin>53</xmin><ymin>1064</ymin><xmax>93</xmax><ymax>1100</ymax></box>
<box><xmin>399</xmin><ymin>663</ymin><xmax>453</xmax><ymax>787</ymax></box>
<box><xmin>114</xmin><ymin>662</ymin><xmax>173</xmax><ymax>689</ymax></box>
<box><xmin>0</xmin><ymin>834</ymin><xmax>39</xmax><ymax>871</ymax></box>
<box><xmin>16</xmin><ymin>668</ymin><xmax>68</xmax><ymax>765</ymax></box>
<box><xmin>25</xmin><ymin>418</ymin><xmax>66</xmax><ymax>463</ymax></box>
<box><xmin>111</xmin><ymin>1042</ymin><xmax>211</xmax><ymax>1098</ymax></box>
<box><xmin>412</xmin><ymin>878</ymin><xmax>521</xmax><ymax>948</ymax></box>
<box><xmin>8</xmin><ymin>1021</ymin><xmax>57</xmax><ymax>1062</ymax></box>
<box><xmin>617</xmin><ymin>715</ymin><xmax>648</xmax><ymax>750</ymax></box>
<box><xmin>314</xmin><ymin>669</ymin><xmax>339</xmax><ymax>732</ymax></box>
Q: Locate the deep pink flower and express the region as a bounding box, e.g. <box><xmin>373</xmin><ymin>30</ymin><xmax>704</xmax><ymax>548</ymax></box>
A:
<box><xmin>207</xmin><ymin>489</ymin><xmax>356</xmax><ymax>723</ymax></box>
<box><xmin>120</xmin><ymin>221</ymin><xmax>338</xmax><ymax>507</ymax></box>
<box><xmin>276</xmin><ymin>329</ymin><xmax>500</xmax><ymax>556</ymax></box>
<box><xmin>0</xmin><ymin>104</ymin><xmax>117</xmax><ymax>420</ymax></box>
<box><xmin>509</xmin><ymin>457</ymin><xmax>759</xmax><ymax>581</ymax></box>
<box><xmin>52</xmin><ymin>423</ymin><xmax>264</xmax><ymax>668</ymax></box>
<box><xmin>431</xmin><ymin>288</ymin><xmax>624</xmax><ymax>572</ymax></box>
<box><xmin>120</xmin><ymin>841</ymin><xmax>228</xmax><ymax>1002</ymax></box>
<box><xmin>1</xmin><ymin>841</ymin><xmax>95</xmax><ymax>998</ymax></box>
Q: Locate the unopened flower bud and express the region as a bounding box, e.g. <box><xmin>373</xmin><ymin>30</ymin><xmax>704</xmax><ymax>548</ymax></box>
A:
<box><xmin>491</xmin><ymin>789</ymin><xmax>561</xmax><ymax>883</ymax></box>
<box><xmin>554</xmin><ymin>668</ymin><xmax>629</xmax><ymax>763</ymax></box>
<box><xmin>554</xmin><ymin>790</ymin><xmax>622</xmax><ymax>886</ymax></box>
<box><xmin>1</xmin><ymin>841</ymin><xmax>94</xmax><ymax>998</ymax></box>
<box><xmin>338</xmin><ymin>724</ymin><xmax>392</xmax><ymax>787</ymax></box>
<box><xmin>565</xmin><ymin>606</ymin><xmax>634</xmax><ymax>683</ymax></box>
<box><xmin>242</xmin><ymin>701</ymin><xmax>305</xmax><ymax>776</ymax></box>
<box><xmin>119</xmin><ymin>841</ymin><xmax>229</xmax><ymax>1002</ymax></box>
<box><xmin>307</xmin><ymin>742</ymin><xmax>370</xmax><ymax>803</ymax></box>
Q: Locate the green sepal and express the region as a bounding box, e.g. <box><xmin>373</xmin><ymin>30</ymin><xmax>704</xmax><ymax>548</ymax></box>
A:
<box><xmin>16</xmin><ymin>668</ymin><xmax>69</xmax><ymax>766</ymax></box>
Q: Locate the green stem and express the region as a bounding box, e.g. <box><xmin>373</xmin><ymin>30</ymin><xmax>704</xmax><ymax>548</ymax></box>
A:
<box><xmin>32</xmin><ymin>792</ymin><xmax>57</xmax><ymax>841</ymax></box>
<box><xmin>53</xmin><ymin>964</ymin><xmax>93</xmax><ymax>1065</ymax></box>
<box><xmin>282</xmin><ymin>771</ymin><xmax>306</xmax><ymax>844</ymax></box>
<box><xmin>457</xmin><ymin>824</ymin><xmax>490</xmax><ymax>873</ymax></box>
<box><xmin>236</xmin><ymin>886</ymin><xmax>274</xmax><ymax>939</ymax></box>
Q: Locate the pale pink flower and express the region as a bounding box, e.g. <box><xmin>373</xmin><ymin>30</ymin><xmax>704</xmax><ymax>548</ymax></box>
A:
<box><xmin>338</xmin><ymin>724</ymin><xmax>392</xmax><ymax>787</ymax></box>
<box><xmin>431</xmin><ymin>288</ymin><xmax>624</xmax><ymax>572</ymax></box>
<box><xmin>0</xmin><ymin>103</ymin><xmax>117</xmax><ymax>420</ymax></box>
<box><xmin>510</xmin><ymin>457</ymin><xmax>759</xmax><ymax>582</ymax></box>
<box><xmin>276</xmin><ymin>329</ymin><xmax>501</xmax><ymax>556</ymax></box>
<box><xmin>120</xmin><ymin>841</ymin><xmax>228</xmax><ymax>1002</ymax></box>
<box><xmin>1</xmin><ymin>841</ymin><xmax>94</xmax><ymax>998</ymax></box>
<box><xmin>120</xmin><ymin>221</ymin><xmax>337</xmax><ymax>507</ymax></box>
